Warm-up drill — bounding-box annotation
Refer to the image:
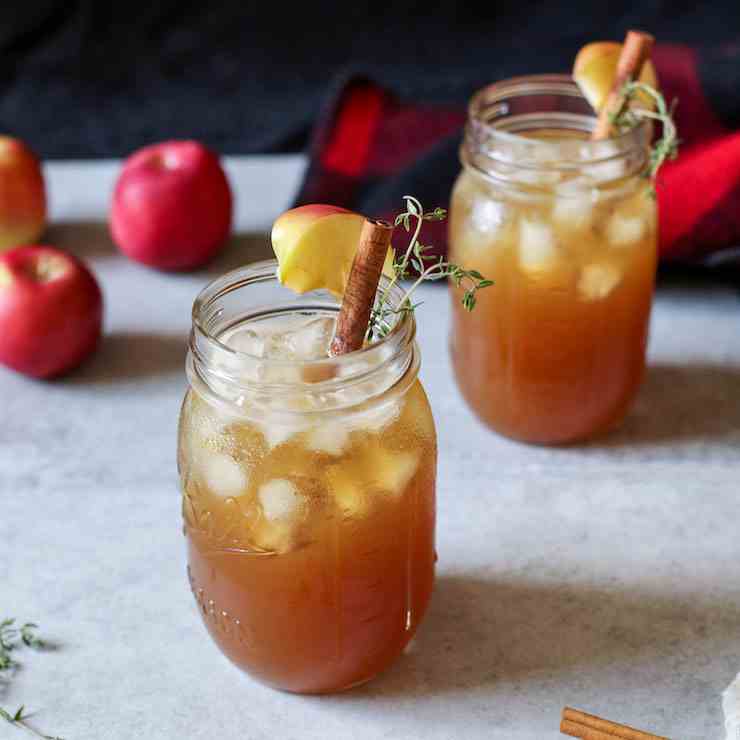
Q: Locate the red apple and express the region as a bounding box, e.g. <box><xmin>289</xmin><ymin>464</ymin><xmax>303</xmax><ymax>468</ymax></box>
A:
<box><xmin>110</xmin><ymin>140</ymin><xmax>232</xmax><ymax>270</ymax></box>
<box><xmin>0</xmin><ymin>136</ymin><xmax>46</xmax><ymax>252</ymax></box>
<box><xmin>0</xmin><ymin>245</ymin><xmax>103</xmax><ymax>378</ymax></box>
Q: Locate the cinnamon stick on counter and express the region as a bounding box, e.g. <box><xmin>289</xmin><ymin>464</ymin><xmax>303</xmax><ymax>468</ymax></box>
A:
<box><xmin>329</xmin><ymin>218</ymin><xmax>393</xmax><ymax>356</ymax></box>
<box><xmin>561</xmin><ymin>707</ymin><xmax>670</xmax><ymax>740</ymax></box>
<box><xmin>591</xmin><ymin>29</ymin><xmax>655</xmax><ymax>140</ymax></box>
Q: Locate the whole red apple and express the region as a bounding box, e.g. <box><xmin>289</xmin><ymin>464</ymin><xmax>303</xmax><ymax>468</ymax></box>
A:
<box><xmin>110</xmin><ymin>140</ymin><xmax>232</xmax><ymax>270</ymax></box>
<box><xmin>0</xmin><ymin>136</ymin><xmax>46</xmax><ymax>252</ymax></box>
<box><xmin>0</xmin><ymin>246</ymin><xmax>103</xmax><ymax>378</ymax></box>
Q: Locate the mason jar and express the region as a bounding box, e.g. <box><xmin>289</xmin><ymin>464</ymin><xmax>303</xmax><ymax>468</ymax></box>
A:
<box><xmin>178</xmin><ymin>261</ymin><xmax>437</xmax><ymax>693</ymax></box>
<box><xmin>449</xmin><ymin>74</ymin><xmax>657</xmax><ymax>444</ymax></box>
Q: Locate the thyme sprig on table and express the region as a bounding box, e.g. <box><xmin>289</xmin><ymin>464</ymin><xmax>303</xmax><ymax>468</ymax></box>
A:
<box><xmin>367</xmin><ymin>196</ymin><xmax>493</xmax><ymax>339</ymax></box>
<box><xmin>0</xmin><ymin>619</ymin><xmax>62</xmax><ymax>740</ymax></box>
<box><xmin>610</xmin><ymin>81</ymin><xmax>679</xmax><ymax>181</ymax></box>
<box><xmin>0</xmin><ymin>706</ymin><xmax>63</xmax><ymax>740</ymax></box>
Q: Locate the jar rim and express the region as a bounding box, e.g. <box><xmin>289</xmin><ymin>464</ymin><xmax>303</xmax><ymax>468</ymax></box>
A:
<box><xmin>191</xmin><ymin>258</ymin><xmax>414</xmax><ymax>365</ymax></box>
<box><xmin>467</xmin><ymin>73</ymin><xmax>649</xmax><ymax>155</ymax></box>
<box><xmin>187</xmin><ymin>259</ymin><xmax>419</xmax><ymax>417</ymax></box>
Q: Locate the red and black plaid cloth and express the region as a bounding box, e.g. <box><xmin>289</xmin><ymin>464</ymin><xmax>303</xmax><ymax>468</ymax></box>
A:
<box><xmin>295</xmin><ymin>43</ymin><xmax>740</xmax><ymax>270</ymax></box>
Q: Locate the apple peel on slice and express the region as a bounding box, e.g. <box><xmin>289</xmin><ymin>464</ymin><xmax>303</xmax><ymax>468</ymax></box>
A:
<box><xmin>573</xmin><ymin>41</ymin><xmax>659</xmax><ymax>113</ymax></box>
<box><xmin>271</xmin><ymin>205</ymin><xmax>394</xmax><ymax>296</ymax></box>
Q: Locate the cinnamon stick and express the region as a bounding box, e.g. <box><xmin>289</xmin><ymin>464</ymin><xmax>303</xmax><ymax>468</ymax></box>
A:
<box><xmin>561</xmin><ymin>707</ymin><xmax>669</xmax><ymax>740</ymax></box>
<box><xmin>591</xmin><ymin>30</ymin><xmax>655</xmax><ymax>140</ymax></box>
<box><xmin>329</xmin><ymin>217</ymin><xmax>393</xmax><ymax>356</ymax></box>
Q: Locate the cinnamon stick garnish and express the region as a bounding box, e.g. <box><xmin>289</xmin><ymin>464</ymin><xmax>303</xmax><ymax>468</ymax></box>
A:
<box><xmin>591</xmin><ymin>30</ymin><xmax>655</xmax><ymax>140</ymax></box>
<box><xmin>561</xmin><ymin>707</ymin><xmax>669</xmax><ymax>740</ymax></box>
<box><xmin>329</xmin><ymin>217</ymin><xmax>393</xmax><ymax>356</ymax></box>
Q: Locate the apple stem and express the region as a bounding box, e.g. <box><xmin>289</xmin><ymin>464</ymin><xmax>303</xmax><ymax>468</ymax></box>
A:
<box><xmin>329</xmin><ymin>218</ymin><xmax>394</xmax><ymax>356</ymax></box>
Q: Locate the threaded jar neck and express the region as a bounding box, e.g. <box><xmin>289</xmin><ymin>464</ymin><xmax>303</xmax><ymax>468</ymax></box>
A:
<box><xmin>461</xmin><ymin>74</ymin><xmax>649</xmax><ymax>191</ymax></box>
<box><xmin>186</xmin><ymin>259</ymin><xmax>419</xmax><ymax>419</ymax></box>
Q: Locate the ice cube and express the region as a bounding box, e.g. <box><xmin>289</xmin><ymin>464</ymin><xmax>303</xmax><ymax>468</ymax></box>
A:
<box><xmin>607</xmin><ymin>212</ymin><xmax>645</xmax><ymax>247</ymax></box>
<box><xmin>199</xmin><ymin>452</ymin><xmax>248</xmax><ymax>498</ymax></box>
<box><xmin>377</xmin><ymin>449</ymin><xmax>420</xmax><ymax>497</ymax></box>
<box><xmin>358</xmin><ymin>399</ymin><xmax>401</xmax><ymax>433</ymax></box>
<box><xmin>514</xmin><ymin>168</ymin><xmax>562</xmax><ymax>187</ymax></box>
<box><xmin>336</xmin><ymin>392</ymin><xmax>401</xmax><ymax>435</ymax></box>
<box><xmin>470</xmin><ymin>199</ymin><xmax>509</xmax><ymax>234</ymax></box>
<box><xmin>580</xmin><ymin>142</ymin><xmax>627</xmax><ymax>182</ymax></box>
<box><xmin>552</xmin><ymin>182</ymin><xmax>598</xmax><ymax>231</ymax></box>
<box><xmin>258</xmin><ymin>479</ymin><xmax>300</xmax><ymax>520</ymax></box>
<box><xmin>578</xmin><ymin>263</ymin><xmax>622</xmax><ymax>301</ymax></box>
<box><xmin>527</xmin><ymin>141</ymin><xmax>563</xmax><ymax>165</ymax></box>
<box><xmin>256</xmin><ymin>315</ymin><xmax>335</xmax><ymax>361</ymax></box>
<box><xmin>258</xmin><ymin>416</ymin><xmax>310</xmax><ymax>449</ymax></box>
<box><xmin>518</xmin><ymin>219</ymin><xmax>559</xmax><ymax>273</ymax></box>
<box><xmin>252</xmin><ymin>479</ymin><xmax>303</xmax><ymax>553</ymax></box>
<box><xmin>223</xmin><ymin>327</ymin><xmax>265</xmax><ymax>357</ymax></box>
<box><xmin>326</xmin><ymin>464</ymin><xmax>369</xmax><ymax>517</ymax></box>
<box><xmin>305</xmin><ymin>421</ymin><xmax>349</xmax><ymax>456</ymax></box>
<box><xmin>286</xmin><ymin>316</ymin><xmax>335</xmax><ymax>359</ymax></box>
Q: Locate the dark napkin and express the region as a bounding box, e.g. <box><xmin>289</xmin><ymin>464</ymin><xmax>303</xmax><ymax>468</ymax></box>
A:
<box><xmin>294</xmin><ymin>43</ymin><xmax>740</xmax><ymax>269</ymax></box>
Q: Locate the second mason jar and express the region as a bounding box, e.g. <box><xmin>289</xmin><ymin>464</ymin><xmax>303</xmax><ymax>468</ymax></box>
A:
<box><xmin>449</xmin><ymin>75</ymin><xmax>658</xmax><ymax>444</ymax></box>
<box><xmin>178</xmin><ymin>261</ymin><xmax>437</xmax><ymax>693</ymax></box>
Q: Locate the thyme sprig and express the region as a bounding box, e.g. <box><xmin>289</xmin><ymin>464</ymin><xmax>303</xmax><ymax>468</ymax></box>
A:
<box><xmin>0</xmin><ymin>619</ymin><xmax>45</xmax><ymax>671</ymax></box>
<box><xmin>0</xmin><ymin>619</ymin><xmax>62</xmax><ymax>740</ymax></box>
<box><xmin>367</xmin><ymin>196</ymin><xmax>493</xmax><ymax>339</ymax></box>
<box><xmin>610</xmin><ymin>81</ymin><xmax>679</xmax><ymax>181</ymax></box>
<box><xmin>0</xmin><ymin>706</ymin><xmax>63</xmax><ymax>740</ymax></box>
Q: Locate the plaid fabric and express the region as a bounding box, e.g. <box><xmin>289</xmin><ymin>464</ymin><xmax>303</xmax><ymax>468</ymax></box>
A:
<box><xmin>295</xmin><ymin>43</ymin><xmax>740</xmax><ymax>269</ymax></box>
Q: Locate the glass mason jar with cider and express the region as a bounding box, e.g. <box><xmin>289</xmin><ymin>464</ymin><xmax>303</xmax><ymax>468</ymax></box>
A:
<box><xmin>178</xmin><ymin>261</ymin><xmax>436</xmax><ymax>693</ymax></box>
<box><xmin>449</xmin><ymin>75</ymin><xmax>657</xmax><ymax>444</ymax></box>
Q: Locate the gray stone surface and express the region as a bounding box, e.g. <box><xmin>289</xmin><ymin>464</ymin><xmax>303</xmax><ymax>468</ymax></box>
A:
<box><xmin>1</xmin><ymin>156</ymin><xmax>739</xmax><ymax>740</ymax></box>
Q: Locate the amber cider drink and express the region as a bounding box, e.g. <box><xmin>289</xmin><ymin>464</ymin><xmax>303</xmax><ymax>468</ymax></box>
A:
<box><xmin>178</xmin><ymin>263</ymin><xmax>436</xmax><ymax>693</ymax></box>
<box><xmin>449</xmin><ymin>75</ymin><xmax>657</xmax><ymax>444</ymax></box>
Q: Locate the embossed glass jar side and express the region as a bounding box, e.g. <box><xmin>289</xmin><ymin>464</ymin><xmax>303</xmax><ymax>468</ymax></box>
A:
<box><xmin>178</xmin><ymin>260</ymin><xmax>437</xmax><ymax>693</ymax></box>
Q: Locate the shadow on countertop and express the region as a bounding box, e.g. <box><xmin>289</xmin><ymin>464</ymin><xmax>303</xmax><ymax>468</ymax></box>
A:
<box><xmin>45</xmin><ymin>221</ymin><xmax>273</xmax><ymax>272</ymax></box>
<box><xmin>597</xmin><ymin>362</ymin><xmax>740</xmax><ymax>449</ymax></box>
<box><xmin>63</xmin><ymin>331</ymin><xmax>187</xmax><ymax>385</ymax></box>
<box><xmin>345</xmin><ymin>575</ymin><xmax>740</xmax><ymax>705</ymax></box>
<box><xmin>203</xmin><ymin>231</ymin><xmax>273</xmax><ymax>275</ymax></box>
<box><xmin>45</xmin><ymin>221</ymin><xmax>117</xmax><ymax>259</ymax></box>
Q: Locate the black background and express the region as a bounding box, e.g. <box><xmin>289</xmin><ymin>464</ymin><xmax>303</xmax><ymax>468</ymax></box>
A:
<box><xmin>2</xmin><ymin>1</ymin><xmax>739</xmax><ymax>158</ymax></box>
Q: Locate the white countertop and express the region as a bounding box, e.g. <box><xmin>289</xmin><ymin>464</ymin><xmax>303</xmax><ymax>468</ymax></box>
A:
<box><xmin>2</xmin><ymin>156</ymin><xmax>739</xmax><ymax>740</ymax></box>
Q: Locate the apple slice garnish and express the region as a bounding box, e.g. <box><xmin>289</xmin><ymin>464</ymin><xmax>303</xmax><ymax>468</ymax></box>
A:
<box><xmin>573</xmin><ymin>40</ymin><xmax>658</xmax><ymax>113</ymax></box>
<box><xmin>271</xmin><ymin>205</ymin><xmax>394</xmax><ymax>296</ymax></box>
